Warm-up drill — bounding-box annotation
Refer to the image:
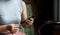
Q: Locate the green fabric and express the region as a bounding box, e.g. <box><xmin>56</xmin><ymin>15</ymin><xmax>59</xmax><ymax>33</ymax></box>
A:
<box><xmin>26</xmin><ymin>4</ymin><xmax>33</xmax><ymax>17</ymax></box>
<box><xmin>20</xmin><ymin>25</ymin><xmax>35</xmax><ymax>35</ymax></box>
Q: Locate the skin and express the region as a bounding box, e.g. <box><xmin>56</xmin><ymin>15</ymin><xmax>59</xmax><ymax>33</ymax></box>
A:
<box><xmin>22</xmin><ymin>18</ymin><xmax>34</xmax><ymax>28</ymax></box>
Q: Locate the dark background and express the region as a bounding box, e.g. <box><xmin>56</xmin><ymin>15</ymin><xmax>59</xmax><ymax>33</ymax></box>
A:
<box><xmin>31</xmin><ymin>0</ymin><xmax>54</xmax><ymax>35</ymax></box>
<box><xmin>31</xmin><ymin>0</ymin><xmax>54</xmax><ymax>25</ymax></box>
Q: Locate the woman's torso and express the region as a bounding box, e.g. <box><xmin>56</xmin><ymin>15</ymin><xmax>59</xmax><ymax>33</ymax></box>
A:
<box><xmin>0</xmin><ymin>0</ymin><xmax>23</xmax><ymax>24</ymax></box>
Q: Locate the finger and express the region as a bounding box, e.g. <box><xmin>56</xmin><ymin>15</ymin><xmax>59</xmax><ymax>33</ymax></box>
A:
<box><xmin>11</xmin><ymin>29</ymin><xmax>17</xmax><ymax>31</ymax></box>
<box><xmin>9</xmin><ymin>24</ymin><xmax>19</xmax><ymax>26</ymax></box>
<box><xmin>13</xmin><ymin>27</ymin><xmax>19</xmax><ymax>28</ymax></box>
<box><xmin>11</xmin><ymin>28</ymin><xmax>18</xmax><ymax>33</ymax></box>
<box><xmin>25</xmin><ymin>20</ymin><xmax>33</xmax><ymax>24</ymax></box>
<box><xmin>28</xmin><ymin>21</ymin><xmax>33</xmax><ymax>24</ymax></box>
<box><xmin>12</xmin><ymin>26</ymin><xmax>19</xmax><ymax>28</ymax></box>
<box><xmin>11</xmin><ymin>30</ymin><xmax>17</xmax><ymax>33</ymax></box>
<box><xmin>29</xmin><ymin>18</ymin><xmax>34</xmax><ymax>21</ymax></box>
<box><xmin>14</xmin><ymin>24</ymin><xmax>19</xmax><ymax>26</ymax></box>
<box><xmin>26</xmin><ymin>20</ymin><xmax>30</xmax><ymax>22</ymax></box>
<box><xmin>10</xmin><ymin>26</ymin><xmax>18</xmax><ymax>30</ymax></box>
<box><xmin>10</xmin><ymin>25</ymin><xmax>19</xmax><ymax>28</ymax></box>
<box><xmin>12</xmin><ymin>28</ymin><xmax>18</xmax><ymax>30</ymax></box>
<box><xmin>27</xmin><ymin>20</ymin><xmax>33</xmax><ymax>23</ymax></box>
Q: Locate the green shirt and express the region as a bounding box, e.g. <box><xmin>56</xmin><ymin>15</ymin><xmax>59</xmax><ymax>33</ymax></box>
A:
<box><xmin>20</xmin><ymin>25</ymin><xmax>35</xmax><ymax>35</ymax></box>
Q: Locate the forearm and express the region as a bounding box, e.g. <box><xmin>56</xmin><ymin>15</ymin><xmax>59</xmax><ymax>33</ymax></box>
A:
<box><xmin>21</xmin><ymin>1</ymin><xmax>27</xmax><ymax>22</ymax></box>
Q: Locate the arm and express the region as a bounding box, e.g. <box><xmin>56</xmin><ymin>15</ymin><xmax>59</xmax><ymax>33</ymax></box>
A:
<box><xmin>21</xmin><ymin>1</ymin><xmax>34</xmax><ymax>28</ymax></box>
<box><xmin>21</xmin><ymin>1</ymin><xmax>27</xmax><ymax>22</ymax></box>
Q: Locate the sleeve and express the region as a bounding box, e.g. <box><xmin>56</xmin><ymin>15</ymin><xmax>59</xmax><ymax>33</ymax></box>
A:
<box><xmin>17</xmin><ymin>0</ymin><xmax>23</xmax><ymax>13</ymax></box>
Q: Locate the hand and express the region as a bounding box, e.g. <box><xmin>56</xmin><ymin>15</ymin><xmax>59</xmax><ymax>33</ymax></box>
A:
<box><xmin>7</xmin><ymin>24</ymin><xmax>19</xmax><ymax>33</ymax></box>
<box><xmin>0</xmin><ymin>25</ymin><xmax>8</xmax><ymax>32</ymax></box>
<box><xmin>6</xmin><ymin>31</ymin><xmax>26</xmax><ymax>35</ymax></box>
<box><xmin>22</xmin><ymin>18</ymin><xmax>34</xmax><ymax>28</ymax></box>
<box><xmin>25</xmin><ymin>18</ymin><xmax>34</xmax><ymax>25</ymax></box>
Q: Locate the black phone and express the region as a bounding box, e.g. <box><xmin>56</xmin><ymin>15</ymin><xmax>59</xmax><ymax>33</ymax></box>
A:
<box><xmin>27</xmin><ymin>16</ymin><xmax>35</xmax><ymax>20</ymax></box>
<box><xmin>22</xmin><ymin>16</ymin><xmax>35</xmax><ymax>23</ymax></box>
